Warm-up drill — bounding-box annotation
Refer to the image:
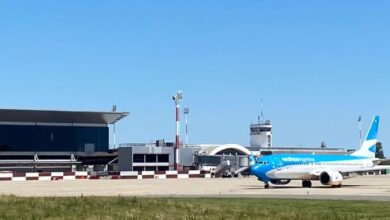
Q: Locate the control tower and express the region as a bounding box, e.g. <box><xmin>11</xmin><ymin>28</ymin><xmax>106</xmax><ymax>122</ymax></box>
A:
<box><xmin>250</xmin><ymin>102</ymin><xmax>272</xmax><ymax>148</ymax></box>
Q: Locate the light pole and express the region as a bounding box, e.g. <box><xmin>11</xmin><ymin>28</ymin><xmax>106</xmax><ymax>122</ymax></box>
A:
<box><xmin>112</xmin><ymin>105</ymin><xmax>117</xmax><ymax>149</ymax></box>
<box><xmin>358</xmin><ymin>116</ymin><xmax>362</xmax><ymax>146</ymax></box>
<box><xmin>172</xmin><ymin>91</ymin><xmax>183</xmax><ymax>171</ymax></box>
<box><xmin>184</xmin><ymin>108</ymin><xmax>189</xmax><ymax>147</ymax></box>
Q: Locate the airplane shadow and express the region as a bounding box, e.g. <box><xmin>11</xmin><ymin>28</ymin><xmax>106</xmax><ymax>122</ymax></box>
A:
<box><xmin>242</xmin><ymin>184</ymin><xmax>369</xmax><ymax>190</ymax></box>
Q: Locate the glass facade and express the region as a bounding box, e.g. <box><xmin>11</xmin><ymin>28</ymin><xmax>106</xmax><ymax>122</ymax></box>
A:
<box><xmin>250</xmin><ymin>127</ymin><xmax>272</xmax><ymax>132</ymax></box>
<box><xmin>0</xmin><ymin>125</ymin><xmax>108</xmax><ymax>152</ymax></box>
<box><xmin>132</xmin><ymin>154</ymin><xmax>170</xmax><ymax>163</ymax></box>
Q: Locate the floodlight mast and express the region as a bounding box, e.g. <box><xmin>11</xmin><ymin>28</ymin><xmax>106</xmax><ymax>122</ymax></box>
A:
<box><xmin>358</xmin><ymin>116</ymin><xmax>362</xmax><ymax>146</ymax></box>
<box><xmin>184</xmin><ymin>108</ymin><xmax>189</xmax><ymax>147</ymax></box>
<box><xmin>172</xmin><ymin>91</ymin><xmax>183</xmax><ymax>171</ymax></box>
<box><xmin>112</xmin><ymin>105</ymin><xmax>117</xmax><ymax>149</ymax></box>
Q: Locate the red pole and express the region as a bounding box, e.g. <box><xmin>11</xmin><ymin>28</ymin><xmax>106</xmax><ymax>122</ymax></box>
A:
<box><xmin>173</xmin><ymin>91</ymin><xmax>183</xmax><ymax>171</ymax></box>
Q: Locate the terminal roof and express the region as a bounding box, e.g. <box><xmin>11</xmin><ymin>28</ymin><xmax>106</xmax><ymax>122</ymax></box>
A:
<box><xmin>0</xmin><ymin>109</ymin><xmax>129</xmax><ymax>124</ymax></box>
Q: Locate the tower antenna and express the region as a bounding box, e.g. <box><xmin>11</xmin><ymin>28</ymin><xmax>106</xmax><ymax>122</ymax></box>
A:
<box><xmin>260</xmin><ymin>99</ymin><xmax>264</xmax><ymax>124</ymax></box>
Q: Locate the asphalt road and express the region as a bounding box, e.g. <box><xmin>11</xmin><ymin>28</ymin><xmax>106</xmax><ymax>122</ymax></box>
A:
<box><xmin>1</xmin><ymin>175</ymin><xmax>390</xmax><ymax>201</ymax></box>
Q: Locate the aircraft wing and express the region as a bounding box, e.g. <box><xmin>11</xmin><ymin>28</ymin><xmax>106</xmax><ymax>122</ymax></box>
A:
<box><xmin>341</xmin><ymin>165</ymin><xmax>390</xmax><ymax>174</ymax></box>
<box><xmin>269</xmin><ymin>165</ymin><xmax>390</xmax><ymax>180</ymax></box>
<box><xmin>304</xmin><ymin>166</ymin><xmax>390</xmax><ymax>179</ymax></box>
<box><xmin>372</xmin><ymin>159</ymin><xmax>390</xmax><ymax>166</ymax></box>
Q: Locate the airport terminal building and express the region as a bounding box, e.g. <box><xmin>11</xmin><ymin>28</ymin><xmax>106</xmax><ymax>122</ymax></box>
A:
<box><xmin>0</xmin><ymin>108</ymin><xmax>353</xmax><ymax>176</ymax></box>
<box><xmin>0</xmin><ymin>109</ymin><xmax>128</xmax><ymax>172</ymax></box>
<box><xmin>0</xmin><ymin>109</ymin><xmax>128</xmax><ymax>152</ymax></box>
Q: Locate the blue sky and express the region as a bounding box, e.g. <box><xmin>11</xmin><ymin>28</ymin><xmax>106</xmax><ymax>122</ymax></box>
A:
<box><xmin>0</xmin><ymin>1</ymin><xmax>389</xmax><ymax>153</ymax></box>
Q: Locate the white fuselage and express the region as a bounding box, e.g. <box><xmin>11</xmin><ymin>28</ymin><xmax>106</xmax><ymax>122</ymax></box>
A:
<box><xmin>265</xmin><ymin>158</ymin><xmax>374</xmax><ymax>180</ymax></box>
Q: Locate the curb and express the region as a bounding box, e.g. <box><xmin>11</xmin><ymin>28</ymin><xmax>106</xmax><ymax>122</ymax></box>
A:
<box><xmin>0</xmin><ymin>171</ymin><xmax>212</xmax><ymax>181</ymax></box>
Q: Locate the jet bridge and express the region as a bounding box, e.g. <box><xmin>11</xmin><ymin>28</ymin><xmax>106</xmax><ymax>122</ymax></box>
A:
<box><xmin>0</xmin><ymin>152</ymin><xmax>81</xmax><ymax>172</ymax></box>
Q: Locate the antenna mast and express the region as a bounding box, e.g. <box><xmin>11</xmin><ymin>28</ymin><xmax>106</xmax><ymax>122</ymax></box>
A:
<box><xmin>260</xmin><ymin>99</ymin><xmax>264</xmax><ymax>124</ymax></box>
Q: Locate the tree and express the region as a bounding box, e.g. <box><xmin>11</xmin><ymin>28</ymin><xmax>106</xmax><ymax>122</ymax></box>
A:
<box><xmin>375</xmin><ymin>142</ymin><xmax>385</xmax><ymax>159</ymax></box>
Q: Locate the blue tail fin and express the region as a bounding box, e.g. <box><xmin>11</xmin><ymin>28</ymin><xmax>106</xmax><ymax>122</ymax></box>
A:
<box><xmin>249</xmin><ymin>153</ymin><xmax>256</xmax><ymax>166</ymax></box>
<box><xmin>365</xmin><ymin>116</ymin><xmax>379</xmax><ymax>141</ymax></box>
<box><xmin>352</xmin><ymin>116</ymin><xmax>379</xmax><ymax>158</ymax></box>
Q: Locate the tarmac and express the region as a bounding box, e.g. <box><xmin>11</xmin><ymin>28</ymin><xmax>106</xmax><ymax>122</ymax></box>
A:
<box><xmin>1</xmin><ymin>175</ymin><xmax>390</xmax><ymax>201</ymax></box>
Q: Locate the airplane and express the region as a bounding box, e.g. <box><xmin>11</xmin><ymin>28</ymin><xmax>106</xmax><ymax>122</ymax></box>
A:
<box><xmin>250</xmin><ymin>116</ymin><xmax>390</xmax><ymax>188</ymax></box>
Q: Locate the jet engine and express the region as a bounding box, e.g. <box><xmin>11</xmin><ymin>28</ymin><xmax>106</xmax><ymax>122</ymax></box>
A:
<box><xmin>270</xmin><ymin>179</ymin><xmax>291</xmax><ymax>185</ymax></box>
<box><xmin>319</xmin><ymin>171</ymin><xmax>343</xmax><ymax>186</ymax></box>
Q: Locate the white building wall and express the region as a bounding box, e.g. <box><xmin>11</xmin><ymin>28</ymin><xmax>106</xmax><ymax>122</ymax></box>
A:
<box><xmin>250</xmin><ymin>131</ymin><xmax>272</xmax><ymax>148</ymax></box>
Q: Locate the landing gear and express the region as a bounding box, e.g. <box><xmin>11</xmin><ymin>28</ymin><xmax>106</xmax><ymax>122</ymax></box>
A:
<box><xmin>332</xmin><ymin>184</ymin><xmax>342</xmax><ymax>188</ymax></box>
<box><xmin>302</xmin><ymin>180</ymin><xmax>312</xmax><ymax>188</ymax></box>
<box><xmin>265</xmin><ymin>183</ymin><xmax>270</xmax><ymax>189</ymax></box>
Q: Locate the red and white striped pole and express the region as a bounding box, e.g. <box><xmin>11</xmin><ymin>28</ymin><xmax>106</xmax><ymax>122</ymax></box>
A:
<box><xmin>173</xmin><ymin>91</ymin><xmax>183</xmax><ymax>171</ymax></box>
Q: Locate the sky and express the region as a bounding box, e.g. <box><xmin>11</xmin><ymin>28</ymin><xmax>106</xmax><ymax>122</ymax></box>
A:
<box><xmin>0</xmin><ymin>1</ymin><xmax>389</xmax><ymax>153</ymax></box>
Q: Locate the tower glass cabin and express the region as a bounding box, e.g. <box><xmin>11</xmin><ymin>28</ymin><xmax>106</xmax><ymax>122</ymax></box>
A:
<box><xmin>250</xmin><ymin>120</ymin><xmax>272</xmax><ymax>148</ymax></box>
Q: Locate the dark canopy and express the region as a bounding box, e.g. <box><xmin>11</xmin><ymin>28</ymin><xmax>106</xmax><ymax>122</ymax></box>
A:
<box><xmin>0</xmin><ymin>109</ymin><xmax>129</xmax><ymax>124</ymax></box>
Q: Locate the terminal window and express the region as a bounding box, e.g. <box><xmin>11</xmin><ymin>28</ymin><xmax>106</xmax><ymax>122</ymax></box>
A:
<box><xmin>157</xmin><ymin>154</ymin><xmax>169</xmax><ymax>163</ymax></box>
<box><xmin>0</xmin><ymin>125</ymin><xmax>108</xmax><ymax>152</ymax></box>
<box><xmin>146</xmin><ymin>154</ymin><xmax>157</xmax><ymax>163</ymax></box>
<box><xmin>133</xmin><ymin>154</ymin><xmax>144</xmax><ymax>163</ymax></box>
